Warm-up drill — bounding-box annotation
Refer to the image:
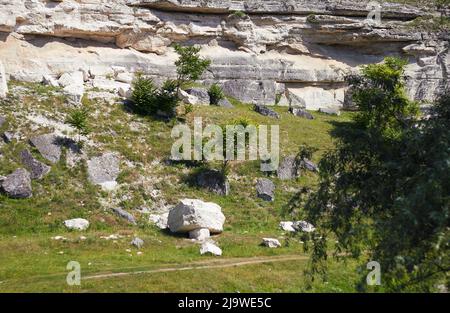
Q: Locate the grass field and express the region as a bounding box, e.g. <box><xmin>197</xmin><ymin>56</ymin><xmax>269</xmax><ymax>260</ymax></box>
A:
<box><xmin>0</xmin><ymin>82</ymin><xmax>362</xmax><ymax>292</ymax></box>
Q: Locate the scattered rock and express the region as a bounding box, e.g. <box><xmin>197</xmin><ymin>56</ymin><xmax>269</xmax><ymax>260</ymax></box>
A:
<box><xmin>187</xmin><ymin>88</ymin><xmax>210</xmax><ymax>105</ymax></box>
<box><xmin>87</xmin><ymin>153</ymin><xmax>120</xmax><ymax>190</ymax></box>
<box><xmin>2</xmin><ymin>131</ymin><xmax>15</xmax><ymax>143</ymax></box>
<box><xmin>189</xmin><ymin>228</ymin><xmax>211</xmax><ymax>241</ymax></box>
<box><xmin>63</xmin><ymin>84</ymin><xmax>85</xmax><ymax>104</ymax></box>
<box><xmin>290</xmin><ymin>107</ymin><xmax>314</xmax><ymax>119</ymax></box>
<box><xmin>130</xmin><ymin>237</ymin><xmax>144</xmax><ymax>249</ymax></box>
<box><xmin>254</xmin><ymin>104</ymin><xmax>280</xmax><ymax>119</ymax></box>
<box><xmin>277</xmin><ymin>156</ymin><xmax>298</xmax><ymax>180</ymax></box>
<box><xmin>196</xmin><ymin>169</ymin><xmax>230</xmax><ymax>196</ymax></box>
<box><xmin>1</xmin><ymin>168</ymin><xmax>32</xmax><ymax>198</ymax></box>
<box><xmin>58</xmin><ymin>71</ymin><xmax>84</xmax><ymax>88</ymax></box>
<box><xmin>293</xmin><ymin>221</ymin><xmax>316</xmax><ymax>233</ymax></box>
<box><xmin>256</xmin><ymin>178</ymin><xmax>275</xmax><ymax>201</ymax></box>
<box><xmin>30</xmin><ymin>133</ymin><xmax>62</xmax><ymax>164</ymax></box>
<box><xmin>20</xmin><ymin>149</ymin><xmax>51</xmax><ymax>180</ymax></box>
<box><xmin>118</xmin><ymin>85</ymin><xmax>132</xmax><ymax>99</ymax></box>
<box><xmin>64</xmin><ymin>218</ymin><xmax>89</xmax><ymax>231</ymax></box>
<box><xmin>262</xmin><ymin>238</ymin><xmax>281</xmax><ymax>248</ymax></box>
<box><xmin>300</xmin><ymin>159</ymin><xmax>319</xmax><ymax>173</ymax></box>
<box><xmin>279</xmin><ymin>221</ymin><xmax>297</xmax><ymax>232</ymax></box>
<box><xmin>200</xmin><ymin>241</ymin><xmax>222</xmax><ymax>256</ymax></box>
<box><xmin>168</xmin><ymin>199</ymin><xmax>226</xmax><ymax>234</ymax></box>
<box><xmin>217</xmin><ymin>98</ymin><xmax>234</xmax><ymax>108</ymax></box>
<box><xmin>111</xmin><ymin>207</ymin><xmax>137</xmax><ymax>225</ymax></box>
<box><xmin>115</xmin><ymin>72</ymin><xmax>133</xmax><ymax>84</ymax></box>
<box><xmin>148</xmin><ymin>213</ymin><xmax>169</xmax><ymax>229</ymax></box>
<box><xmin>318</xmin><ymin>107</ymin><xmax>341</xmax><ymax>116</ymax></box>
<box><xmin>42</xmin><ymin>75</ymin><xmax>59</xmax><ymax>87</ymax></box>
<box><xmin>178</xmin><ymin>89</ymin><xmax>198</xmax><ymax>105</ymax></box>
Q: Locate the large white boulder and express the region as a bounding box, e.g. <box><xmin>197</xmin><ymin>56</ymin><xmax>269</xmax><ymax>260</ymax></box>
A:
<box><xmin>200</xmin><ymin>241</ymin><xmax>222</xmax><ymax>256</ymax></box>
<box><xmin>168</xmin><ymin>199</ymin><xmax>225</xmax><ymax>234</ymax></box>
<box><xmin>0</xmin><ymin>60</ymin><xmax>8</xmax><ymax>98</ymax></box>
<box><xmin>262</xmin><ymin>238</ymin><xmax>281</xmax><ymax>248</ymax></box>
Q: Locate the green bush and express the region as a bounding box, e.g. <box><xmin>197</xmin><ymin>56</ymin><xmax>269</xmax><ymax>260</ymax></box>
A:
<box><xmin>208</xmin><ymin>84</ymin><xmax>225</xmax><ymax>105</ymax></box>
<box><xmin>131</xmin><ymin>74</ymin><xmax>179</xmax><ymax>117</ymax></box>
<box><xmin>65</xmin><ymin>107</ymin><xmax>90</xmax><ymax>143</ymax></box>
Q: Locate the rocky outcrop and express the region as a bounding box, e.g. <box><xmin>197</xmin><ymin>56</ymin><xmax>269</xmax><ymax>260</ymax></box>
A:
<box><xmin>0</xmin><ymin>1</ymin><xmax>447</xmax><ymax>108</ymax></box>
<box><xmin>1</xmin><ymin>168</ymin><xmax>32</xmax><ymax>198</ymax></box>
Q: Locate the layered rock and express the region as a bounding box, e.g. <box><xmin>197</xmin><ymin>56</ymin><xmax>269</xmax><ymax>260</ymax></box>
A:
<box><xmin>0</xmin><ymin>0</ymin><xmax>447</xmax><ymax>108</ymax></box>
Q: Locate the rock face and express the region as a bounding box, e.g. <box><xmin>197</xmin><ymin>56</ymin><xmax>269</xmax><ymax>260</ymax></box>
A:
<box><xmin>30</xmin><ymin>134</ymin><xmax>62</xmax><ymax>164</ymax></box>
<box><xmin>0</xmin><ymin>60</ymin><xmax>7</xmax><ymax>98</ymax></box>
<box><xmin>87</xmin><ymin>153</ymin><xmax>120</xmax><ymax>190</ymax></box>
<box><xmin>64</xmin><ymin>218</ymin><xmax>90</xmax><ymax>231</ymax></box>
<box><xmin>0</xmin><ymin>1</ymin><xmax>447</xmax><ymax>108</ymax></box>
<box><xmin>256</xmin><ymin>178</ymin><xmax>275</xmax><ymax>201</ymax></box>
<box><xmin>20</xmin><ymin>149</ymin><xmax>51</xmax><ymax>180</ymax></box>
<box><xmin>1</xmin><ymin>168</ymin><xmax>32</xmax><ymax>198</ymax></box>
<box><xmin>168</xmin><ymin>199</ymin><xmax>226</xmax><ymax>234</ymax></box>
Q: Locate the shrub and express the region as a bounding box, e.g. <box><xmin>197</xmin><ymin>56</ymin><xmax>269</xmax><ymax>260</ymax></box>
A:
<box><xmin>174</xmin><ymin>44</ymin><xmax>211</xmax><ymax>89</ymax></box>
<box><xmin>131</xmin><ymin>74</ymin><xmax>179</xmax><ymax>117</ymax></box>
<box><xmin>208</xmin><ymin>84</ymin><xmax>225</xmax><ymax>105</ymax></box>
<box><xmin>66</xmin><ymin>107</ymin><xmax>90</xmax><ymax>143</ymax></box>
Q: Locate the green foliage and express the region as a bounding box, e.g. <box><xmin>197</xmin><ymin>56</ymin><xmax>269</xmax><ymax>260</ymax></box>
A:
<box><xmin>347</xmin><ymin>57</ymin><xmax>419</xmax><ymax>140</ymax></box>
<box><xmin>65</xmin><ymin>107</ymin><xmax>90</xmax><ymax>142</ymax></box>
<box><xmin>131</xmin><ymin>74</ymin><xmax>178</xmax><ymax>117</ymax></box>
<box><xmin>208</xmin><ymin>84</ymin><xmax>225</xmax><ymax>105</ymax></box>
<box><xmin>174</xmin><ymin>44</ymin><xmax>211</xmax><ymax>88</ymax></box>
<box><xmin>231</xmin><ymin>10</ymin><xmax>247</xmax><ymax>18</ymax></box>
<box><xmin>301</xmin><ymin>58</ymin><xmax>449</xmax><ymax>291</ymax></box>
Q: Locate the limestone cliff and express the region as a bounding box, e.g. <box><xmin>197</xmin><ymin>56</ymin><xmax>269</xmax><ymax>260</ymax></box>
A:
<box><xmin>0</xmin><ymin>0</ymin><xmax>448</xmax><ymax>108</ymax></box>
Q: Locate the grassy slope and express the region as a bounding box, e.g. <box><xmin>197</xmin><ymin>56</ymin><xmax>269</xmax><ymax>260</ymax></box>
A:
<box><xmin>0</xmin><ymin>82</ymin><xmax>360</xmax><ymax>292</ymax></box>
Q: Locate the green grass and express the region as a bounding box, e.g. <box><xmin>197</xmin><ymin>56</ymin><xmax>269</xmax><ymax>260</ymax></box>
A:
<box><xmin>0</xmin><ymin>82</ymin><xmax>360</xmax><ymax>292</ymax></box>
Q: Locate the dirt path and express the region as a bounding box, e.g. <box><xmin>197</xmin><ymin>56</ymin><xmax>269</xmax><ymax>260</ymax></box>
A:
<box><xmin>83</xmin><ymin>255</ymin><xmax>308</xmax><ymax>281</ymax></box>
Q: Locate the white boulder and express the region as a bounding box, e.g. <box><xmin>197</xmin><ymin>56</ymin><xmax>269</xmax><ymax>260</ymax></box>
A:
<box><xmin>64</xmin><ymin>218</ymin><xmax>89</xmax><ymax>231</ymax></box>
<box><xmin>178</xmin><ymin>89</ymin><xmax>198</xmax><ymax>105</ymax></box>
<box><xmin>168</xmin><ymin>199</ymin><xmax>225</xmax><ymax>234</ymax></box>
<box><xmin>262</xmin><ymin>238</ymin><xmax>281</xmax><ymax>248</ymax></box>
<box><xmin>58</xmin><ymin>71</ymin><xmax>84</xmax><ymax>88</ymax></box>
<box><xmin>279</xmin><ymin>221</ymin><xmax>296</xmax><ymax>232</ymax></box>
<box><xmin>294</xmin><ymin>221</ymin><xmax>316</xmax><ymax>233</ymax></box>
<box><xmin>200</xmin><ymin>241</ymin><xmax>222</xmax><ymax>256</ymax></box>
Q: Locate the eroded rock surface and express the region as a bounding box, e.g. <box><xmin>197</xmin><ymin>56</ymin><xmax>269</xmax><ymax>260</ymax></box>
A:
<box><xmin>0</xmin><ymin>1</ymin><xmax>447</xmax><ymax>108</ymax></box>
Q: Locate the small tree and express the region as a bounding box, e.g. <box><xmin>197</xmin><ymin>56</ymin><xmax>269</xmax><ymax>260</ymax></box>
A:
<box><xmin>173</xmin><ymin>44</ymin><xmax>211</xmax><ymax>90</ymax></box>
<box><xmin>66</xmin><ymin>107</ymin><xmax>90</xmax><ymax>144</ymax></box>
<box><xmin>131</xmin><ymin>72</ymin><xmax>157</xmax><ymax>115</ymax></box>
<box><xmin>208</xmin><ymin>84</ymin><xmax>225</xmax><ymax>105</ymax></box>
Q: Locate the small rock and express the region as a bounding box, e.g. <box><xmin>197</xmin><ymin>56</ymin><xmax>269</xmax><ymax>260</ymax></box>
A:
<box><xmin>256</xmin><ymin>178</ymin><xmax>275</xmax><ymax>201</ymax></box>
<box><xmin>64</xmin><ymin>218</ymin><xmax>89</xmax><ymax>231</ymax></box>
<box><xmin>20</xmin><ymin>149</ymin><xmax>51</xmax><ymax>180</ymax></box>
<box><xmin>187</xmin><ymin>88</ymin><xmax>210</xmax><ymax>105</ymax></box>
<box><xmin>58</xmin><ymin>71</ymin><xmax>84</xmax><ymax>87</ymax></box>
<box><xmin>277</xmin><ymin>156</ymin><xmax>298</xmax><ymax>180</ymax></box>
<box><xmin>293</xmin><ymin>221</ymin><xmax>316</xmax><ymax>233</ymax></box>
<box><xmin>148</xmin><ymin>213</ymin><xmax>169</xmax><ymax>229</ymax></box>
<box><xmin>262</xmin><ymin>238</ymin><xmax>281</xmax><ymax>248</ymax></box>
<box><xmin>319</xmin><ymin>107</ymin><xmax>341</xmax><ymax>116</ymax></box>
<box><xmin>63</xmin><ymin>84</ymin><xmax>85</xmax><ymax>104</ymax></box>
<box><xmin>111</xmin><ymin>207</ymin><xmax>137</xmax><ymax>225</ymax></box>
<box><xmin>42</xmin><ymin>75</ymin><xmax>59</xmax><ymax>87</ymax></box>
<box><xmin>2</xmin><ymin>131</ymin><xmax>15</xmax><ymax>143</ymax></box>
<box><xmin>130</xmin><ymin>237</ymin><xmax>144</xmax><ymax>249</ymax></box>
<box><xmin>279</xmin><ymin>221</ymin><xmax>296</xmax><ymax>232</ymax></box>
<box><xmin>189</xmin><ymin>228</ymin><xmax>211</xmax><ymax>241</ymax></box>
<box><xmin>200</xmin><ymin>241</ymin><xmax>222</xmax><ymax>256</ymax></box>
<box><xmin>290</xmin><ymin>107</ymin><xmax>314</xmax><ymax>119</ymax></box>
<box><xmin>217</xmin><ymin>98</ymin><xmax>234</xmax><ymax>108</ymax></box>
<box><xmin>254</xmin><ymin>104</ymin><xmax>280</xmax><ymax>119</ymax></box>
<box><xmin>1</xmin><ymin>168</ymin><xmax>32</xmax><ymax>198</ymax></box>
<box><xmin>178</xmin><ymin>89</ymin><xmax>198</xmax><ymax>105</ymax></box>
<box><xmin>301</xmin><ymin>159</ymin><xmax>319</xmax><ymax>173</ymax></box>
<box><xmin>30</xmin><ymin>133</ymin><xmax>62</xmax><ymax>164</ymax></box>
